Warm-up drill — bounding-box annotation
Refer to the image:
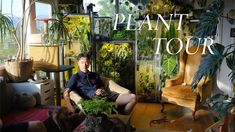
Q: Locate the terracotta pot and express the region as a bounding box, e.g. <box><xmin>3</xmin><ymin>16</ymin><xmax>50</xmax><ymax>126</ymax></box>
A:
<box><xmin>4</xmin><ymin>59</ymin><xmax>33</xmax><ymax>82</ymax></box>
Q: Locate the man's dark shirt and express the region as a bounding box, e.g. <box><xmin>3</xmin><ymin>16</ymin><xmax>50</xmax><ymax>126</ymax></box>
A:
<box><xmin>66</xmin><ymin>71</ymin><xmax>103</xmax><ymax>99</ymax></box>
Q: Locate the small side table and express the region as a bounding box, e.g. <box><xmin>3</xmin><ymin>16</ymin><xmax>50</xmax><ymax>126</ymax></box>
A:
<box><xmin>42</xmin><ymin>65</ymin><xmax>74</xmax><ymax>106</ymax></box>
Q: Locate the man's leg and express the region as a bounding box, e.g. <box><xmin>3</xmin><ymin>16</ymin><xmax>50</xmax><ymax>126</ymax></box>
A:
<box><xmin>115</xmin><ymin>93</ymin><xmax>136</xmax><ymax>115</ymax></box>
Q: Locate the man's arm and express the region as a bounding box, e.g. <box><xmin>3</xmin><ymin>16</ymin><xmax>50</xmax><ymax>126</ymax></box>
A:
<box><xmin>63</xmin><ymin>88</ymin><xmax>75</xmax><ymax>113</ymax></box>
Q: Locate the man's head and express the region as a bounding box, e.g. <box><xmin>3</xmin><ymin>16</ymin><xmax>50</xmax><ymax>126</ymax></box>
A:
<box><xmin>77</xmin><ymin>52</ymin><xmax>90</xmax><ymax>73</ymax></box>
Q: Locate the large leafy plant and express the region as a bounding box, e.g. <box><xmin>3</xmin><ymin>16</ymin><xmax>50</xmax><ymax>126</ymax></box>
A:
<box><xmin>63</xmin><ymin>15</ymin><xmax>90</xmax><ymax>52</ymax></box>
<box><xmin>160</xmin><ymin>22</ymin><xmax>179</xmax><ymax>87</ymax></box>
<box><xmin>80</xmin><ymin>97</ymin><xmax>117</xmax><ymax>115</ymax></box>
<box><xmin>97</xmin><ymin>43</ymin><xmax>132</xmax><ymax>80</ymax></box>
<box><xmin>191</xmin><ymin>0</ymin><xmax>235</xmax><ymax>119</ymax></box>
<box><xmin>0</xmin><ymin>0</ymin><xmax>69</xmax><ymax>60</ymax></box>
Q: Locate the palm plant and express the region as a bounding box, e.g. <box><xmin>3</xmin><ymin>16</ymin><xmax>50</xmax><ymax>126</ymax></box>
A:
<box><xmin>47</xmin><ymin>3</ymin><xmax>69</xmax><ymax>46</ymax></box>
<box><xmin>191</xmin><ymin>0</ymin><xmax>235</xmax><ymax>119</ymax></box>
<box><xmin>0</xmin><ymin>0</ymin><xmax>36</xmax><ymax>82</ymax></box>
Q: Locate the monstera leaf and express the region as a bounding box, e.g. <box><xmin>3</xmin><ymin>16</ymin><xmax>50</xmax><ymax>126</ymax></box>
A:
<box><xmin>193</xmin><ymin>0</ymin><xmax>224</xmax><ymax>45</ymax></box>
<box><xmin>191</xmin><ymin>43</ymin><xmax>225</xmax><ymax>89</ymax></box>
<box><xmin>226</xmin><ymin>54</ymin><xmax>235</xmax><ymax>81</ymax></box>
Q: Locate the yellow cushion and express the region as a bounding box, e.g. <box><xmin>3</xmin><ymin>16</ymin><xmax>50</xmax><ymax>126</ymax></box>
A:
<box><xmin>162</xmin><ymin>85</ymin><xmax>198</xmax><ymax>101</ymax></box>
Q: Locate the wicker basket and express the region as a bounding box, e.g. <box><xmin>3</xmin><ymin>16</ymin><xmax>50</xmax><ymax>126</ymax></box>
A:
<box><xmin>4</xmin><ymin>59</ymin><xmax>33</xmax><ymax>82</ymax></box>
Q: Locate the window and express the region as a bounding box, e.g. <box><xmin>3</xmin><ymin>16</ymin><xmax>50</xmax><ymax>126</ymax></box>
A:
<box><xmin>0</xmin><ymin>0</ymin><xmax>21</xmax><ymax>64</ymax></box>
<box><xmin>35</xmin><ymin>2</ymin><xmax>52</xmax><ymax>33</ymax></box>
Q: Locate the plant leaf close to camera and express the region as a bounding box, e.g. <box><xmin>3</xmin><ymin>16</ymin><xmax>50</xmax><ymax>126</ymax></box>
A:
<box><xmin>193</xmin><ymin>0</ymin><xmax>224</xmax><ymax>45</ymax></box>
<box><xmin>226</xmin><ymin>53</ymin><xmax>235</xmax><ymax>81</ymax></box>
<box><xmin>191</xmin><ymin>43</ymin><xmax>224</xmax><ymax>89</ymax></box>
<box><xmin>0</xmin><ymin>13</ymin><xmax>14</xmax><ymax>43</ymax></box>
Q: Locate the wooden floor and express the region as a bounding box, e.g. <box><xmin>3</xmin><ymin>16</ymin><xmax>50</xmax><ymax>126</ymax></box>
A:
<box><xmin>61</xmin><ymin>100</ymin><xmax>215</xmax><ymax>132</ymax></box>
<box><xmin>130</xmin><ymin>103</ymin><xmax>214</xmax><ymax>132</ymax></box>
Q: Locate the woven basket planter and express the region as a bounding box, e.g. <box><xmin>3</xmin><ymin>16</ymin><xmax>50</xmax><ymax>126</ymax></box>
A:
<box><xmin>4</xmin><ymin>59</ymin><xmax>33</xmax><ymax>82</ymax></box>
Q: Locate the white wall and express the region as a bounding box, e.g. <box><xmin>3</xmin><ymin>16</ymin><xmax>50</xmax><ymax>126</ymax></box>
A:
<box><xmin>215</xmin><ymin>0</ymin><xmax>235</xmax><ymax>96</ymax></box>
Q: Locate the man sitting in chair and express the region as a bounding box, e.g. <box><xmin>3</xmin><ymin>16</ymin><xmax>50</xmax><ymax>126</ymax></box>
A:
<box><xmin>63</xmin><ymin>52</ymin><xmax>136</xmax><ymax>114</ymax></box>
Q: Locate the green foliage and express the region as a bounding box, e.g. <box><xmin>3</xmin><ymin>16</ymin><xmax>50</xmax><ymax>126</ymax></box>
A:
<box><xmin>160</xmin><ymin>22</ymin><xmax>179</xmax><ymax>87</ymax></box>
<box><xmin>0</xmin><ymin>13</ymin><xmax>14</xmax><ymax>44</ymax></box>
<box><xmin>192</xmin><ymin>0</ymin><xmax>235</xmax><ymax>120</ymax></box>
<box><xmin>191</xmin><ymin>43</ymin><xmax>224</xmax><ymax>89</ymax></box>
<box><xmin>137</xmin><ymin>23</ymin><xmax>156</xmax><ymax>59</ymax></box>
<box><xmin>46</xmin><ymin>5</ymin><xmax>70</xmax><ymax>46</ymax></box>
<box><xmin>162</xmin><ymin>55</ymin><xmax>178</xmax><ymax>76</ymax></box>
<box><xmin>0</xmin><ymin>42</ymin><xmax>17</xmax><ymax>62</ymax></box>
<box><xmin>80</xmin><ymin>97</ymin><xmax>117</xmax><ymax>115</ymax></box>
<box><xmin>139</xmin><ymin>72</ymin><xmax>155</xmax><ymax>95</ymax></box>
<box><xmin>206</xmin><ymin>93</ymin><xmax>233</xmax><ymax>120</ymax></box>
<box><xmin>226</xmin><ymin>53</ymin><xmax>235</xmax><ymax>81</ymax></box>
<box><xmin>112</xmin><ymin>29</ymin><xmax>135</xmax><ymax>40</ymax></box>
<box><xmin>0</xmin><ymin>0</ymin><xmax>32</xmax><ymax>60</ymax></box>
<box><xmin>192</xmin><ymin>0</ymin><xmax>235</xmax><ymax>88</ymax></box>
<box><xmin>63</xmin><ymin>16</ymin><xmax>90</xmax><ymax>52</ymax></box>
<box><xmin>99</xmin><ymin>0</ymin><xmax>136</xmax><ymax>18</ymax></box>
<box><xmin>193</xmin><ymin>0</ymin><xmax>224</xmax><ymax>45</ymax></box>
<box><xmin>97</xmin><ymin>43</ymin><xmax>132</xmax><ymax>80</ymax></box>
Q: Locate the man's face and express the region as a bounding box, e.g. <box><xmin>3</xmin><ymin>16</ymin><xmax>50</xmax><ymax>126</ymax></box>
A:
<box><xmin>78</xmin><ymin>57</ymin><xmax>89</xmax><ymax>73</ymax></box>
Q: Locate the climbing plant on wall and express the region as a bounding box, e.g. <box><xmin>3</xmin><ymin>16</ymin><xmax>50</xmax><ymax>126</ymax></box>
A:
<box><xmin>160</xmin><ymin>22</ymin><xmax>179</xmax><ymax>88</ymax></box>
<box><xmin>96</xmin><ymin>43</ymin><xmax>132</xmax><ymax>82</ymax></box>
<box><xmin>64</xmin><ymin>15</ymin><xmax>90</xmax><ymax>52</ymax></box>
<box><xmin>136</xmin><ymin>22</ymin><xmax>156</xmax><ymax>60</ymax></box>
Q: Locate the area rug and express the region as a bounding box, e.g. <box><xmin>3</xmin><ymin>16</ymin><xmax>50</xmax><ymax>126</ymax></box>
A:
<box><xmin>2</xmin><ymin>107</ymin><xmax>54</xmax><ymax>126</ymax></box>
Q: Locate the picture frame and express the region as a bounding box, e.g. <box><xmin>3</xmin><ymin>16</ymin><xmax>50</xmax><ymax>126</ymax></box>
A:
<box><xmin>231</xmin><ymin>28</ymin><xmax>235</xmax><ymax>37</ymax></box>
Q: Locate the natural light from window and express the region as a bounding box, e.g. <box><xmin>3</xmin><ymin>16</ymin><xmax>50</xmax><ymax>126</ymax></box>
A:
<box><xmin>0</xmin><ymin>0</ymin><xmax>21</xmax><ymax>64</ymax></box>
<box><xmin>35</xmin><ymin>2</ymin><xmax>52</xmax><ymax>33</ymax></box>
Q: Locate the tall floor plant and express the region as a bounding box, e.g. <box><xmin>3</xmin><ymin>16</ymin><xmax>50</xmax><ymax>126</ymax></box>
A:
<box><xmin>0</xmin><ymin>0</ymin><xmax>69</xmax><ymax>82</ymax></box>
<box><xmin>191</xmin><ymin>0</ymin><xmax>235</xmax><ymax>120</ymax></box>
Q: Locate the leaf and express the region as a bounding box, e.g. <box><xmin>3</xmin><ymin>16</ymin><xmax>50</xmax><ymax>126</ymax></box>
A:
<box><xmin>207</xmin><ymin>93</ymin><xmax>222</xmax><ymax>103</ymax></box>
<box><xmin>80</xmin><ymin>97</ymin><xmax>117</xmax><ymax>115</ymax></box>
<box><xmin>162</xmin><ymin>55</ymin><xmax>177</xmax><ymax>76</ymax></box>
<box><xmin>218</xmin><ymin>102</ymin><xmax>232</xmax><ymax>118</ymax></box>
<box><xmin>0</xmin><ymin>14</ymin><xmax>14</xmax><ymax>43</ymax></box>
<box><xmin>191</xmin><ymin>43</ymin><xmax>225</xmax><ymax>89</ymax></box>
<box><xmin>226</xmin><ymin>54</ymin><xmax>235</xmax><ymax>81</ymax></box>
<box><xmin>193</xmin><ymin>0</ymin><xmax>224</xmax><ymax>46</ymax></box>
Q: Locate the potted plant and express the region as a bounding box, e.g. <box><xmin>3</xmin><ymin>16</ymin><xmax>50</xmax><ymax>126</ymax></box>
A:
<box><xmin>79</xmin><ymin>97</ymin><xmax>117</xmax><ymax>132</ymax></box>
<box><xmin>138</xmin><ymin>71</ymin><xmax>155</xmax><ymax>101</ymax></box>
<box><xmin>0</xmin><ymin>0</ymin><xmax>69</xmax><ymax>82</ymax></box>
<box><xmin>191</xmin><ymin>0</ymin><xmax>235</xmax><ymax>128</ymax></box>
<box><xmin>0</xmin><ymin>0</ymin><xmax>34</xmax><ymax>82</ymax></box>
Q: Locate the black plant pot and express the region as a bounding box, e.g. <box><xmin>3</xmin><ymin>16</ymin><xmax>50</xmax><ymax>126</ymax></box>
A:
<box><xmin>83</xmin><ymin>113</ymin><xmax>114</xmax><ymax>132</ymax></box>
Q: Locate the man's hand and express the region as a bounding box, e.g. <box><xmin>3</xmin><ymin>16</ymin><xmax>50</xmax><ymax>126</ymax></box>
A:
<box><xmin>67</xmin><ymin>106</ymin><xmax>75</xmax><ymax>113</ymax></box>
<box><xmin>63</xmin><ymin>88</ymin><xmax>75</xmax><ymax>113</ymax></box>
<box><xmin>95</xmin><ymin>89</ymin><xmax>105</xmax><ymax>96</ymax></box>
